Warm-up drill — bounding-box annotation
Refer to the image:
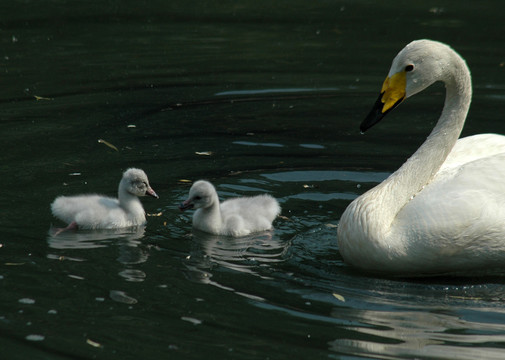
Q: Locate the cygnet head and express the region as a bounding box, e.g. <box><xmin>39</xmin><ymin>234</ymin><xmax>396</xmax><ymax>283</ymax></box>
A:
<box><xmin>179</xmin><ymin>180</ymin><xmax>217</xmax><ymax>211</ymax></box>
<box><xmin>120</xmin><ymin>168</ymin><xmax>159</xmax><ymax>198</ymax></box>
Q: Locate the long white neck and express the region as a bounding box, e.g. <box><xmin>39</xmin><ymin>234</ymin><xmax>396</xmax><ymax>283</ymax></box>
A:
<box><xmin>340</xmin><ymin>50</ymin><xmax>472</xmax><ymax>247</ymax></box>
<box><xmin>378</xmin><ymin>52</ymin><xmax>472</xmax><ymax>229</ymax></box>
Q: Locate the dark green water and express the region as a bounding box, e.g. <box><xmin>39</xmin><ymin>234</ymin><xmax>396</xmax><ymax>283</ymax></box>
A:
<box><xmin>2</xmin><ymin>1</ymin><xmax>505</xmax><ymax>359</ymax></box>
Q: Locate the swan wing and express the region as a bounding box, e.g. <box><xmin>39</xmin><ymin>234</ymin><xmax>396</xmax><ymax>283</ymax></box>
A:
<box><xmin>442</xmin><ymin>134</ymin><xmax>505</xmax><ymax>170</ymax></box>
<box><xmin>395</xmin><ymin>152</ymin><xmax>505</xmax><ymax>262</ymax></box>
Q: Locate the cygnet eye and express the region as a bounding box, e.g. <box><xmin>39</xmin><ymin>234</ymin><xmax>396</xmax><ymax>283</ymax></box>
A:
<box><xmin>405</xmin><ymin>64</ymin><xmax>414</xmax><ymax>72</ymax></box>
<box><xmin>134</xmin><ymin>181</ymin><xmax>146</xmax><ymax>188</ymax></box>
<box><xmin>194</xmin><ymin>196</ymin><xmax>202</xmax><ymax>201</ymax></box>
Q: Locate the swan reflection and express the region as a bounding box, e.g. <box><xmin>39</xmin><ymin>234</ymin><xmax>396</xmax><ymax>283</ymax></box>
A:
<box><xmin>329</xmin><ymin>306</ymin><xmax>505</xmax><ymax>359</ymax></box>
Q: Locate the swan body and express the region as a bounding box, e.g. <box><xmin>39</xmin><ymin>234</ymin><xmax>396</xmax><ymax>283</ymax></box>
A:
<box><xmin>51</xmin><ymin>168</ymin><xmax>158</xmax><ymax>230</ymax></box>
<box><xmin>179</xmin><ymin>180</ymin><xmax>281</xmax><ymax>237</ymax></box>
<box><xmin>338</xmin><ymin>39</ymin><xmax>505</xmax><ymax>275</ymax></box>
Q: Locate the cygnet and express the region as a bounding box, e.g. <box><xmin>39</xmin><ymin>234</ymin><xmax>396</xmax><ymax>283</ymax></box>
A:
<box><xmin>179</xmin><ymin>180</ymin><xmax>280</xmax><ymax>237</ymax></box>
<box><xmin>51</xmin><ymin>168</ymin><xmax>158</xmax><ymax>232</ymax></box>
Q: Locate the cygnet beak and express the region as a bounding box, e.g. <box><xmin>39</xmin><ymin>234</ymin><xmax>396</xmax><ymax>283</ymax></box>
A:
<box><xmin>146</xmin><ymin>187</ymin><xmax>159</xmax><ymax>199</ymax></box>
<box><xmin>178</xmin><ymin>199</ymin><xmax>194</xmax><ymax>211</ymax></box>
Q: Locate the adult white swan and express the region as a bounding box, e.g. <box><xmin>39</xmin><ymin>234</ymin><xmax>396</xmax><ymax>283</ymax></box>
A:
<box><xmin>337</xmin><ymin>39</ymin><xmax>505</xmax><ymax>275</ymax></box>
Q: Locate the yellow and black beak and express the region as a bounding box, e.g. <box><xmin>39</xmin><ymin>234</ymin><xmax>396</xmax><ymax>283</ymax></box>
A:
<box><xmin>360</xmin><ymin>71</ymin><xmax>407</xmax><ymax>132</ymax></box>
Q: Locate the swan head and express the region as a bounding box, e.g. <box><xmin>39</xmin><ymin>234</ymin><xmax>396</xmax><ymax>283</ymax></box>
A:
<box><xmin>120</xmin><ymin>168</ymin><xmax>159</xmax><ymax>198</ymax></box>
<box><xmin>360</xmin><ymin>39</ymin><xmax>463</xmax><ymax>132</ymax></box>
<box><xmin>179</xmin><ymin>180</ymin><xmax>217</xmax><ymax>211</ymax></box>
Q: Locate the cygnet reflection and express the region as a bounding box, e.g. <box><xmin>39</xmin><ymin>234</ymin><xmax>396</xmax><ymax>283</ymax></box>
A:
<box><xmin>183</xmin><ymin>229</ymin><xmax>289</xmax><ymax>284</ymax></box>
<box><xmin>47</xmin><ymin>226</ymin><xmax>149</xmax><ymax>266</ymax></box>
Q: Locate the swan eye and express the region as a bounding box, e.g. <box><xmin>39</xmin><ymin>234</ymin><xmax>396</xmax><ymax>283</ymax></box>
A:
<box><xmin>194</xmin><ymin>196</ymin><xmax>202</xmax><ymax>201</ymax></box>
<box><xmin>405</xmin><ymin>64</ymin><xmax>414</xmax><ymax>72</ymax></box>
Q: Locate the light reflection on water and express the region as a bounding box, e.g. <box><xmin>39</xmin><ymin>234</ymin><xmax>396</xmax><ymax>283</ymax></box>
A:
<box><xmin>233</xmin><ymin>140</ymin><xmax>285</xmax><ymax>147</ymax></box>
<box><xmin>262</xmin><ymin>170</ymin><xmax>390</xmax><ymax>184</ymax></box>
<box><xmin>215</xmin><ymin>87</ymin><xmax>339</xmax><ymax>96</ymax></box>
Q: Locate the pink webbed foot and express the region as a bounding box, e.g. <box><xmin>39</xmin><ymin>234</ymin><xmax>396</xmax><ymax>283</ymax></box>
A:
<box><xmin>52</xmin><ymin>221</ymin><xmax>79</xmax><ymax>236</ymax></box>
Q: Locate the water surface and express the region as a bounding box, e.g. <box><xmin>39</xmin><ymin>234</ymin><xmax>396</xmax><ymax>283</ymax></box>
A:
<box><xmin>2</xmin><ymin>1</ymin><xmax>505</xmax><ymax>359</ymax></box>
